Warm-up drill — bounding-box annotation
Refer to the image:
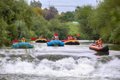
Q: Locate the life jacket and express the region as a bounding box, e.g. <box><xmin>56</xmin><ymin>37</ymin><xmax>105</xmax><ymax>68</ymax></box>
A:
<box><xmin>21</xmin><ymin>38</ymin><xmax>26</xmax><ymax>42</ymax></box>
<box><xmin>67</xmin><ymin>36</ymin><xmax>73</xmax><ymax>40</ymax></box>
<box><xmin>54</xmin><ymin>33</ymin><xmax>59</xmax><ymax>39</ymax></box>
<box><xmin>31</xmin><ymin>37</ymin><xmax>37</xmax><ymax>41</ymax></box>
<box><xmin>12</xmin><ymin>39</ymin><xmax>19</xmax><ymax>44</ymax></box>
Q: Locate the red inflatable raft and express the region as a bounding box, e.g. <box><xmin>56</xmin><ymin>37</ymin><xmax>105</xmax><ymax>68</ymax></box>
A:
<box><xmin>89</xmin><ymin>45</ymin><xmax>109</xmax><ymax>52</ymax></box>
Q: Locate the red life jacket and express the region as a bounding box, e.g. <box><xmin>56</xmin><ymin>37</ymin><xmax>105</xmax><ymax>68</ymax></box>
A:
<box><xmin>54</xmin><ymin>33</ymin><xmax>58</xmax><ymax>36</ymax></box>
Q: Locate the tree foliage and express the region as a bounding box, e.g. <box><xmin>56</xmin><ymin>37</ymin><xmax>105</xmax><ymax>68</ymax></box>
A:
<box><xmin>74</xmin><ymin>0</ymin><xmax>120</xmax><ymax>43</ymax></box>
<box><xmin>48</xmin><ymin>19</ymin><xmax>69</xmax><ymax>39</ymax></box>
<box><xmin>75</xmin><ymin>6</ymin><xmax>94</xmax><ymax>39</ymax></box>
<box><xmin>58</xmin><ymin>11</ymin><xmax>75</xmax><ymax>22</ymax></box>
<box><xmin>89</xmin><ymin>0</ymin><xmax>120</xmax><ymax>43</ymax></box>
<box><xmin>43</xmin><ymin>6</ymin><xmax>58</xmax><ymax>20</ymax></box>
<box><xmin>30</xmin><ymin>0</ymin><xmax>42</xmax><ymax>8</ymax></box>
<box><xmin>0</xmin><ymin>0</ymin><xmax>120</xmax><ymax>47</ymax></box>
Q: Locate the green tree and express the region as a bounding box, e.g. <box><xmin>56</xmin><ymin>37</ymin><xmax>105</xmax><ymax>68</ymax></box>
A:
<box><xmin>89</xmin><ymin>0</ymin><xmax>120</xmax><ymax>43</ymax></box>
<box><xmin>0</xmin><ymin>19</ymin><xmax>9</xmax><ymax>46</ymax></box>
<box><xmin>75</xmin><ymin>6</ymin><xmax>94</xmax><ymax>39</ymax></box>
<box><xmin>48</xmin><ymin>19</ymin><xmax>69</xmax><ymax>39</ymax></box>
<box><xmin>30</xmin><ymin>0</ymin><xmax>42</xmax><ymax>8</ymax></box>
<box><xmin>58</xmin><ymin>11</ymin><xmax>75</xmax><ymax>22</ymax></box>
<box><xmin>43</xmin><ymin>6</ymin><xmax>58</xmax><ymax>20</ymax></box>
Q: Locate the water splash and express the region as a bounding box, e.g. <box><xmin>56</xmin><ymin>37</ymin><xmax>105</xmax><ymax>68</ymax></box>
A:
<box><xmin>0</xmin><ymin>43</ymin><xmax>120</xmax><ymax>80</ymax></box>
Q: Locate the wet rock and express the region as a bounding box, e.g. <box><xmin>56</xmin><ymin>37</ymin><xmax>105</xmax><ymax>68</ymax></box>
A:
<box><xmin>97</xmin><ymin>56</ymin><xmax>113</xmax><ymax>63</ymax></box>
<box><xmin>0</xmin><ymin>54</ymin><xmax>5</xmax><ymax>57</ymax></box>
<box><xmin>0</xmin><ymin>78</ymin><xmax>7</xmax><ymax>80</ymax></box>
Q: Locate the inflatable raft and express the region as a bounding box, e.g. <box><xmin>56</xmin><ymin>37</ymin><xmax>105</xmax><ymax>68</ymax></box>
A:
<box><xmin>12</xmin><ymin>42</ymin><xmax>34</xmax><ymax>49</ymax></box>
<box><xmin>89</xmin><ymin>45</ymin><xmax>109</xmax><ymax>52</ymax></box>
<box><xmin>47</xmin><ymin>40</ymin><xmax>64</xmax><ymax>46</ymax></box>
<box><xmin>64</xmin><ymin>40</ymin><xmax>80</xmax><ymax>45</ymax></box>
<box><xmin>35</xmin><ymin>38</ymin><xmax>47</xmax><ymax>43</ymax></box>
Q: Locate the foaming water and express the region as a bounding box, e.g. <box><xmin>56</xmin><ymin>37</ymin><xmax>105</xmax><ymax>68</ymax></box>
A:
<box><xmin>0</xmin><ymin>57</ymin><xmax>120</xmax><ymax>80</ymax></box>
<box><xmin>0</xmin><ymin>42</ymin><xmax>120</xmax><ymax>80</ymax></box>
<box><xmin>0</xmin><ymin>57</ymin><xmax>95</xmax><ymax>76</ymax></box>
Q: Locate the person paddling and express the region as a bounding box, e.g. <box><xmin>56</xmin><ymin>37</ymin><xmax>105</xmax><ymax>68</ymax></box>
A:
<box><xmin>21</xmin><ymin>37</ymin><xmax>26</xmax><ymax>42</ymax></box>
<box><xmin>54</xmin><ymin>32</ymin><xmax>59</xmax><ymax>40</ymax></box>
<box><xmin>67</xmin><ymin>35</ymin><xmax>74</xmax><ymax>40</ymax></box>
<box><xmin>97</xmin><ymin>38</ymin><xmax>103</xmax><ymax>47</ymax></box>
<box><xmin>12</xmin><ymin>38</ymin><xmax>19</xmax><ymax>44</ymax></box>
<box><xmin>94</xmin><ymin>38</ymin><xmax>103</xmax><ymax>47</ymax></box>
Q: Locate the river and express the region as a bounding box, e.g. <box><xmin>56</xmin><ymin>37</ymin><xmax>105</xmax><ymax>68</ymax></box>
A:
<box><xmin>0</xmin><ymin>40</ymin><xmax>120</xmax><ymax>80</ymax></box>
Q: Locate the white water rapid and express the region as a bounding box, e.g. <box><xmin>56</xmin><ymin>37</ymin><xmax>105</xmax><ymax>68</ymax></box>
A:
<box><xmin>0</xmin><ymin>41</ymin><xmax>120</xmax><ymax>80</ymax></box>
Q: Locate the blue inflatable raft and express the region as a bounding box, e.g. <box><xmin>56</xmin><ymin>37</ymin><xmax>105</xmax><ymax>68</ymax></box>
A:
<box><xmin>12</xmin><ymin>42</ymin><xmax>34</xmax><ymax>49</ymax></box>
<box><xmin>47</xmin><ymin>40</ymin><xmax>64</xmax><ymax>46</ymax></box>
